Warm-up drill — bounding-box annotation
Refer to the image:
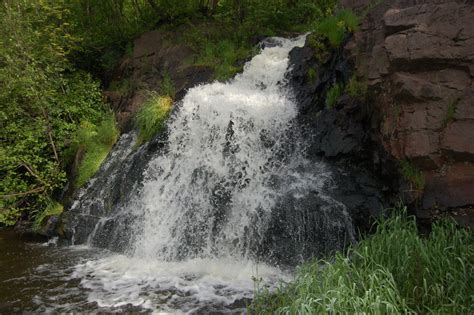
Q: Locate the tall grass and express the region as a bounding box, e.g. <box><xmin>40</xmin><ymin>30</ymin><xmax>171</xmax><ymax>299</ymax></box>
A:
<box><xmin>252</xmin><ymin>209</ymin><xmax>474</xmax><ymax>314</ymax></box>
<box><xmin>75</xmin><ymin>114</ymin><xmax>119</xmax><ymax>187</ymax></box>
<box><xmin>135</xmin><ymin>93</ymin><xmax>173</xmax><ymax>144</ymax></box>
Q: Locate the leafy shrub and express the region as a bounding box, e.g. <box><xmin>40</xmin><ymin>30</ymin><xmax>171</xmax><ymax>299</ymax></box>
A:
<box><xmin>0</xmin><ymin>1</ymin><xmax>110</xmax><ymax>225</ymax></box>
<box><xmin>135</xmin><ymin>93</ymin><xmax>173</xmax><ymax>144</ymax></box>
<box><xmin>326</xmin><ymin>83</ymin><xmax>342</xmax><ymax>108</ymax></box>
<box><xmin>252</xmin><ymin>209</ymin><xmax>474</xmax><ymax>314</ymax></box>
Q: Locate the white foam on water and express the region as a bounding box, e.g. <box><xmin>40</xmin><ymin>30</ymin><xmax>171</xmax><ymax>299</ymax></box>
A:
<box><xmin>71</xmin><ymin>255</ymin><xmax>291</xmax><ymax>313</ymax></box>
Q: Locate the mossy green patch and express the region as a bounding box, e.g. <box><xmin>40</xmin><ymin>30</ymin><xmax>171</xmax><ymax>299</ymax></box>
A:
<box><xmin>315</xmin><ymin>9</ymin><xmax>359</xmax><ymax>47</ymax></box>
<box><xmin>326</xmin><ymin>83</ymin><xmax>342</xmax><ymax>109</ymax></box>
<box><xmin>33</xmin><ymin>200</ymin><xmax>63</xmax><ymax>231</ymax></box>
<box><xmin>346</xmin><ymin>74</ymin><xmax>368</xmax><ymax>100</ymax></box>
<box><xmin>443</xmin><ymin>99</ymin><xmax>459</xmax><ymax>127</ymax></box>
<box><xmin>135</xmin><ymin>93</ymin><xmax>173</xmax><ymax>144</ymax></box>
<box><xmin>400</xmin><ymin>159</ymin><xmax>425</xmax><ymax>191</ymax></box>
<box><xmin>193</xmin><ymin>39</ymin><xmax>250</xmax><ymax>81</ymax></box>
<box><xmin>307</xmin><ymin>68</ymin><xmax>317</xmax><ymax>82</ymax></box>
<box><xmin>75</xmin><ymin>114</ymin><xmax>119</xmax><ymax>188</ymax></box>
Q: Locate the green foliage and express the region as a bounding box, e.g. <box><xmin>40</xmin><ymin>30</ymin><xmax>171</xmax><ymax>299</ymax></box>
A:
<box><xmin>315</xmin><ymin>9</ymin><xmax>359</xmax><ymax>47</ymax></box>
<box><xmin>75</xmin><ymin>115</ymin><xmax>119</xmax><ymax>188</ymax></box>
<box><xmin>109</xmin><ymin>78</ymin><xmax>133</xmax><ymax>96</ymax></box>
<box><xmin>194</xmin><ymin>39</ymin><xmax>248</xmax><ymax>80</ymax></box>
<box><xmin>252</xmin><ymin>209</ymin><xmax>474</xmax><ymax>314</ymax></box>
<box><xmin>307</xmin><ymin>68</ymin><xmax>317</xmax><ymax>82</ymax></box>
<box><xmin>33</xmin><ymin>200</ymin><xmax>63</xmax><ymax>231</ymax></box>
<box><xmin>135</xmin><ymin>93</ymin><xmax>173</xmax><ymax>144</ymax></box>
<box><xmin>400</xmin><ymin>160</ymin><xmax>425</xmax><ymax>191</ymax></box>
<box><xmin>66</xmin><ymin>0</ymin><xmax>338</xmax><ymax>73</ymax></box>
<box><xmin>346</xmin><ymin>74</ymin><xmax>368</xmax><ymax>100</ymax></box>
<box><xmin>444</xmin><ymin>99</ymin><xmax>458</xmax><ymax>127</ymax></box>
<box><xmin>160</xmin><ymin>72</ymin><xmax>175</xmax><ymax>98</ymax></box>
<box><xmin>0</xmin><ymin>1</ymin><xmax>109</xmax><ymax>225</ymax></box>
<box><xmin>306</xmin><ymin>33</ymin><xmax>331</xmax><ymax>63</ymax></box>
<box><xmin>326</xmin><ymin>83</ymin><xmax>342</xmax><ymax>108</ymax></box>
<box><xmin>184</xmin><ymin>1</ymin><xmax>338</xmax><ymax>80</ymax></box>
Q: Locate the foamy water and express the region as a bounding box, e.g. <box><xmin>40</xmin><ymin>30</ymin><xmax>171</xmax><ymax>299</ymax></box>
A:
<box><xmin>72</xmin><ymin>255</ymin><xmax>290</xmax><ymax>312</ymax></box>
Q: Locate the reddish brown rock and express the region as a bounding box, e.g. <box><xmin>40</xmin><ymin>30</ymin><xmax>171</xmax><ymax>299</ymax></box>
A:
<box><xmin>343</xmin><ymin>0</ymin><xmax>474</xmax><ymax>219</ymax></box>
<box><xmin>442</xmin><ymin>121</ymin><xmax>474</xmax><ymax>161</ymax></box>
<box><xmin>423</xmin><ymin>163</ymin><xmax>474</xmax><ymax>209</ymax></box>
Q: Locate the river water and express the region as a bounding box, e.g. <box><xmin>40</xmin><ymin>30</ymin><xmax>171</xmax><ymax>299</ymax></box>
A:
<box><xmin>0</xmin><ymin>229</ymin><xmax>290</xmax><ymax>313</ymax></box>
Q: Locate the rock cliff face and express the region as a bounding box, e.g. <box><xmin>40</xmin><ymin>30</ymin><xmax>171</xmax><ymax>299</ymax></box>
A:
<box><xmin>342</xmin><ymin>0</ymin><xmax>474</xmax><ymax>225</ymax></box>
<box><xmin>103</xmin><ymin>30</ymin><xmax>214</xmax><ymax>131</ymax></box>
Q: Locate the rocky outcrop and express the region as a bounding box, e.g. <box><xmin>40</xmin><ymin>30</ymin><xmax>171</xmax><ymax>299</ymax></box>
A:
<box><xmin>342</xmin><ymin>0</ymin><xmax>474</xmax><ymax>224</ymax></box>
<box><xmin>104</xmin><ymin>29</ymin><xmax>214</xmax><ymax>131</ymax></box>
<box><xmin>288</xmin><ymin>37</ymin><xmax>397</xmax><ymax>232</ymax></box>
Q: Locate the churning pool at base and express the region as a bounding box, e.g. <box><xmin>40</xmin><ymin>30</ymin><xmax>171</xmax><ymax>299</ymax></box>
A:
<box><xmin>0</xmin><ymin>230</ymin><xmax>290</xmax><ymax>313</ymax></box>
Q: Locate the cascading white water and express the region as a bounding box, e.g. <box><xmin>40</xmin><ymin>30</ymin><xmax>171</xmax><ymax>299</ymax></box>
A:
<box><xmin>131</xmin><ymin>36</ymin><xmax>307</xmax><ymax>260</ymax></box>
<box><xmin>69</xmin><ymin>35</ymin><xmax>355</xmax><ymax>312</ymax></box>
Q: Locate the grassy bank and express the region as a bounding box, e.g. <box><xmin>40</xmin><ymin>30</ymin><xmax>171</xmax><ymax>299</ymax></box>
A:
<box><xmin>251</xmin><ymin>209</ymin><xmax>474</xmax><ymax>314</ymax></box>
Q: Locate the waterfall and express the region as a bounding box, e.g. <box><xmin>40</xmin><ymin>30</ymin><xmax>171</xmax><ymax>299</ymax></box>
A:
<box><xmin>66</xmin><ymin>35</ymin><xmax>355</xmax><ymax>312</ymax></box>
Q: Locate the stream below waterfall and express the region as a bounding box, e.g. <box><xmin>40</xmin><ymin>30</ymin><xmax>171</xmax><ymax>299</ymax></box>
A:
<box><xmin>1</xmin><ymin>35</ymin><xmax>355</xmax><ymax>313</ymax></box>
<box><xmin>0</xmin><ymin>229</ymin><xmax>288</xmax><ymax>313</ymax></box>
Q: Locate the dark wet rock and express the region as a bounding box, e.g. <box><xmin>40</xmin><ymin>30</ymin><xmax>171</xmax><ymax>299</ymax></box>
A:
<box><xmin>65</xmin><ymin>126</ymin><xmax>172</xmax><ymax>242</ymax></box>
<box><xmin>287</xmin><ymin>36</ymin><xmax>398</xmax><ymax>233</ymax></box>
<box><xmin>262</xmin><ymin>192</ymin><xmax>355</xmax><ymax>266</ymax></box>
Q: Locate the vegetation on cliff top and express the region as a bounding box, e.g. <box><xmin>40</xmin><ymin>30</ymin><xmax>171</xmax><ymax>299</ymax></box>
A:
<box><xmin>251</xmin><ymin>208</ymin><xmax>474</xmax><ymax>314</ymax></box>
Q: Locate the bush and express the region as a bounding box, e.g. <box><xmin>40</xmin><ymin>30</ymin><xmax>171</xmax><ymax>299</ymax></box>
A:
<box><xmin>252</xmin><ymin>209</ymin><xmax>474</xmax><ymax>314</ymax></box>
<box><xmin>0</xmin><ymin>1</ymin><xmax>110</xmax><ymax>225</ymax></box>
<box><xmin>315</xmin><ymin>9</ymin><xmax>359</xmax><ymax>47</ymax></box>
<box><xmin>135</xmin><ymin>93</ymin><xmax>173</xmax><ymax>144</ymax></box>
